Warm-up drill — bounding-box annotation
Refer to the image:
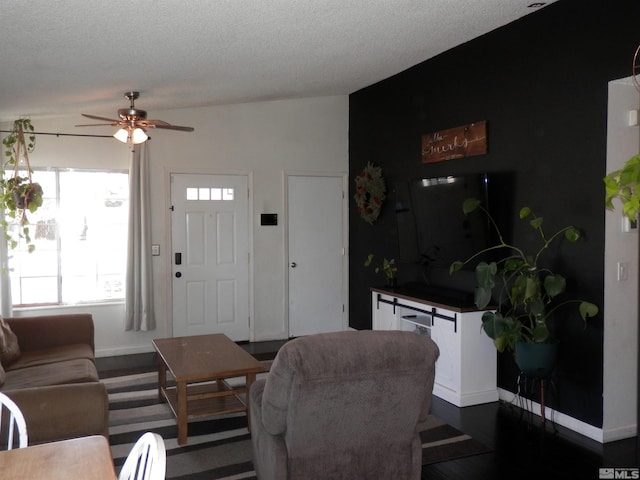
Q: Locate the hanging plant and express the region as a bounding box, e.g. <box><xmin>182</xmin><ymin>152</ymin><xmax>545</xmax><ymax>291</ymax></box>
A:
<box><xmin>354</xmin><ymin>162</ymin><xmax>386</xmax><ymax>224</ymax></box>
<box><xmin>604</xmin><ymin>153</ymin><xmax>640</xmax><ymax>220</ymax></box>
<box><xmin>1</xmin><ymin>119</ymin><xmax>44</xmax><ymax>252</ymax></box>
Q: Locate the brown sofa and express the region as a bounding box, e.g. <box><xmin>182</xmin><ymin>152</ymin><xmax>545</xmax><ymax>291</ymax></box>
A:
<box><xmin>0</xmin><ymin>314</ymin><xmax>109</xmax><ymax>445</ymax></box>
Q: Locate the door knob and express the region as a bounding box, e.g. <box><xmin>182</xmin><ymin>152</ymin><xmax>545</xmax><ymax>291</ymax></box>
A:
<box><xmin>290</xmin><ymin>262</ymin><xmax>297</xmax><ymax>268</ymax></box>
<box><xmin>175</xmin><ymin>272</ymin><xmax>182</xmax><ymax>278</ymax></box>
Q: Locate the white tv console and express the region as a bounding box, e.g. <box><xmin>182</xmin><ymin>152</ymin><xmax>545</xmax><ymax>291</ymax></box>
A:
<box><xmin>371</xmin><ymin>287</ymin><xmax>498</xmax><ymax>407</ymax></box>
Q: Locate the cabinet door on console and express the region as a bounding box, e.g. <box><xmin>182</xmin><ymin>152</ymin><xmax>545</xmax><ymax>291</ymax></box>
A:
<box><xmin>430</xmin><ymin>312</ymin><xmax>460</xmax><ymax>394</ymax></box>
<box><xmin>372</xmin><ymin>294</ymin><xmax>398</xmax><ymax>330</ymax></box>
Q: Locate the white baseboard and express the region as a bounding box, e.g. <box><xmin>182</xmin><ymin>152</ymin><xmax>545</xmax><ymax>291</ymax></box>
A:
<box><xmin>95</xmin><ymin>345</ymin><xmax>155</xmax><ymax>358</ymax></box>
<box><xmin>434</xmin><ymin>385</ymin><xmax>499</xmax><ymax>407</ymax></box>
<box><xmin>498</xmin><ymin>388</ymin><xmax>637</xmax><ymax>443</ymax></box>
<box><xmin>601</xmin><ymin>424</ymin><xmax>638</xmax><ymax>443</ymax></box>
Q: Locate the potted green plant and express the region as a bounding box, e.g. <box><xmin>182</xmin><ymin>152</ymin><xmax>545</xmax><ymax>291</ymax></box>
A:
<box><xmin>1</xmin><ymin>118</ymin><xmax>44</xmax><ymax>252</ymax></box>
<box><xmin>364</xmin><ymin>253</ymin><xmax>398</xmax><ymax>287</ymax></box>
<box><xmin>449</xmin><ymin>198</ymin><xmax>599</xmax><ymax>377</ymax></box>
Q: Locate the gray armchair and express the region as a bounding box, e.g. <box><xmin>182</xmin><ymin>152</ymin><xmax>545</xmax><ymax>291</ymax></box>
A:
<box><xmin>249</xmin><ymin>330</ymin><xmax>440</xmax><ymax>480</ymax></box>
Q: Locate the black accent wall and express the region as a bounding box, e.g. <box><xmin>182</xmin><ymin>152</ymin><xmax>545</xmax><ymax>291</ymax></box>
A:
<box><xmin>349</xmin><ymin>0</ymin><xmax>640</xmax><ymax>428</ymax></box>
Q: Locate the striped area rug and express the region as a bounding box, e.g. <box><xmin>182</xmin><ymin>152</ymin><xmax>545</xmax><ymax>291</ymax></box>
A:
<box><xmin>105</xmin><ymin>371</ymin><xmax>491</xmax><ymax>479</ymax></box>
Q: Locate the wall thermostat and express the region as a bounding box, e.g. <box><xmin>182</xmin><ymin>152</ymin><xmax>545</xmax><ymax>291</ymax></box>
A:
<box><xmin>261</xmin><ymin>213</ymin><xmax>278</xmax><ymax>226</ymax></box>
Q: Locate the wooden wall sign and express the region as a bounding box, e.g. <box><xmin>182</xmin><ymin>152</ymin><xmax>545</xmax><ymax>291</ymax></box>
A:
<box><xmin>421</xmin><ymin>121</ymin><xmax>487</xmax><ymax>163</ymax></box>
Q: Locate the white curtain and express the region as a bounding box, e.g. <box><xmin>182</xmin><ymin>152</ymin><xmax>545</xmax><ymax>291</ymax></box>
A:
<box><xmin>126</xmin><ymin>143</ymin><xmax>156</xmax><ymax>331</ymax></box>
<box><xmin>0</xmin><ymin>234</ymin><xmax>12</xmax><ymax>317</ymax></box>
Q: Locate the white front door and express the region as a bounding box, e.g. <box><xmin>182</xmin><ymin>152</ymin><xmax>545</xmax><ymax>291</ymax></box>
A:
<box><xmin>287</xmin><ymin>174</ymin><xmax>346</xmax><ymax>337</ymax></box>
<box><xmin>171</xmin><ymin>174</ymin><xmax>250</xmax><ymax>341</ymax></box>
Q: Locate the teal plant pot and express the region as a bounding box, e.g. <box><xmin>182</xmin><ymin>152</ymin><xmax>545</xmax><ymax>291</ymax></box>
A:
<box><xmin>515</xmin><ymin>341</ymin><xmax>558</xmax><ymax>378</ymax></box>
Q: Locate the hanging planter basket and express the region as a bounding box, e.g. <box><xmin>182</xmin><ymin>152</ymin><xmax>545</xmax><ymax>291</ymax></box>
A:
<box><xmin>1</xmin><ymin>119</ymin><xmax>44</xmax><ymax>251</ymax></box>
<box><xmin>10</xmin><ymin>180</ymin><xmax>43</xmax><ymax>212</ymax></box>
<box><xmin>354</xmin><ymin>162</ymin><xmax>386</xmax><ymax>224</ymax></box>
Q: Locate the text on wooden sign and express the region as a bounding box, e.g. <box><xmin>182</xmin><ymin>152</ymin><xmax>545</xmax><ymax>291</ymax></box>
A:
<box><xmin>421</xmin><ymin>121</ymin><xmax>487</xmax><ymax>163</ymax></box>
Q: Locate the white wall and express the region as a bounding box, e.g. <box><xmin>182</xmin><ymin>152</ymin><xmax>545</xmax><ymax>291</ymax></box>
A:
<box><xmin>6</xmin><ymin>95</ymin><xmax>349</xmax><ymax>356</ymax></box>
<box><xmin>603</xmin><ymin>78</ymin><xmax>639</xmax><ymax>441</ymax></box>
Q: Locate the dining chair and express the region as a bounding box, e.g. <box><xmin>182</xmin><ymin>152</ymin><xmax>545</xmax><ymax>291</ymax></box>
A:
<box><xmin>0</xmin><ymin>392</ymin><xmax>28</xmax><ymax>450</ymax></box>
<box><xmin>118</xmin><ymin>432</ymin><xmax>166</xmax><ymax>480</ymax></box>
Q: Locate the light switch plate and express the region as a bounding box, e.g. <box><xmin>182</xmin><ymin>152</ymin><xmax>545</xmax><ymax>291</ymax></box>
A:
<box><xmin>151</xmin><ymin>244</ymin><xmax>160</xmax><ymax>256</ymax></box>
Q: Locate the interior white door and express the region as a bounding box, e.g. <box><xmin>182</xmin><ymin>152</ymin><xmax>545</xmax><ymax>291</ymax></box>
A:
<box><xmin>171</xmin><ymin>174</ymin><xmax>250</xmax><ymax>341</ymax></box>
<box><xmin>288</xmin><ymin>175</ymin><xmax>345</xmax><ymax>337</ymax></box>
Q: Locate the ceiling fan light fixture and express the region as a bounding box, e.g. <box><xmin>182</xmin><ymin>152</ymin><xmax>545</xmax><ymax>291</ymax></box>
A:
<box><xmin>113</xmin><ymin>128</ymin><xmax>130</xmax><ymax>143</ymax></box>
<box><xmin>131</xmin><ymin>127</ymin><xmax>148</xmax><ymax>144</ymax></box>
<box><xmin>113</xmin><ymin>127</ymin><xmax>148</xmax><ymax>144</ymax></box>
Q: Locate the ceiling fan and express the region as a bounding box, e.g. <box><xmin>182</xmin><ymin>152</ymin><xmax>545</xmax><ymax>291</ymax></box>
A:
<box><xmin>76</xmin><ymin>91</ymin><xmax>194</xmax><ymax>144</ymax></box>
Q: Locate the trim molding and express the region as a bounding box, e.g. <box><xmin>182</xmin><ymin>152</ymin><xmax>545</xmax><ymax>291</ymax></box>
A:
<box><xmin>95</xmin><ymin>345</ymin><xmax>154</xmax><ymax>358</ymax></box>
<box><xmin>498</xmin><ymin>388</ymin><xmax>637</xmax><ymax>443</ymax></box>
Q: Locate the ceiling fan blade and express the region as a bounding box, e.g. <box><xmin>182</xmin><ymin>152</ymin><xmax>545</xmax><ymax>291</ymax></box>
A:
<box><xmin>138</xmin><ymin>119</ymin><xmax>194</xmax><ymax>132</ymax></box>
<box><xmin>148</xmin><ymin>123</ymin><xmax>195</xmax><ymax>132</ymax></box>
<box><xmin>76</xmin><ymin>123</ymin><xmax>120</xmax><ymax>127</ymax></box>
<box><xmin>81</xmin><ymin>113</ymin><xmax>122</xmax><ymax>123</ymax></box>
<box><xmin>137</xmin><ymin>119</ymin><xmax>168</xmax><ymax>128</ymax></box>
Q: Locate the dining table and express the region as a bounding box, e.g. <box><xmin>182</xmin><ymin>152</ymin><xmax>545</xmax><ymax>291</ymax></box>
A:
<box><xmin>0</xmin><ymin>434</ymin><xmax>117</xmax><ymax>479</ymax></box>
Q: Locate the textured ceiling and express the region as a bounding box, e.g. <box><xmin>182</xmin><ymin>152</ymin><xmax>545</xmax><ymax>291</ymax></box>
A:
<box><xmin>0</xmin><ymin>0</ymin><xmax>555</xmax><ymax>123</ymax></box>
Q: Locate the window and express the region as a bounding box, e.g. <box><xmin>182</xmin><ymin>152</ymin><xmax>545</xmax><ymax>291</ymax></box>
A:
<box><xmin>8</xmin><ymin>169</ymin><xmax>129</xmax><ymax>306</ymax></box>
<box><xmin>186</xmin><ymin>187</ymin><xmax>235</xmax><ymax>201</ymax></box>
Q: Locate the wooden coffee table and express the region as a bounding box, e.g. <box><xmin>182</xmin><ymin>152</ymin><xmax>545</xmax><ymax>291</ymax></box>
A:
<box><xmin>153</xmin><ymin>333</ymin><xmax>267</xmax><ymax>445</ymax></box>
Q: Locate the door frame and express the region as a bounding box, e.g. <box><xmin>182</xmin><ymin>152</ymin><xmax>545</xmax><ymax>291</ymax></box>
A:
<box><xmin>283</xmin><ymin>171</ymin><xmax>349</xmax><ymax>337</ymax></box>
<box><xmin>164</xmin><ymin>167</ymin><xmax>254</xmax><ymax>340</ymax></box>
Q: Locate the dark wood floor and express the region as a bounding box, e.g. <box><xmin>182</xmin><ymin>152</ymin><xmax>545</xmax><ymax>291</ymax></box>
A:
<box><xmin>243</xmin><ymin>339</ymin><xmax>637</xmax><ymax>478</ymax></box>
<box><xmin>98</xmin><ymin>340</ymin><xmax>638</xmax><ymax>478</ymax></box>
<box><xmin>422</xmin><ymin>395</ymin><xmax>638</xmax><ymax>479</ymax></box>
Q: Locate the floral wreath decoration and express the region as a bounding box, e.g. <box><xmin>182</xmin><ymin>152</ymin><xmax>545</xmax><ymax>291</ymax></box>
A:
<box><xmin>354</xmin><ymin>162</ymin><xmax>386</xmax><ymax>224</ymax></box>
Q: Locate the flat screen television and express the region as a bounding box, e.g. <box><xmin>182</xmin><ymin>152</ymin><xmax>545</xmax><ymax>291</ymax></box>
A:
<box><xmin>395</xmin><ymin>172</ymin><xmax>511</xmax><ymax>273</ymax></box>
